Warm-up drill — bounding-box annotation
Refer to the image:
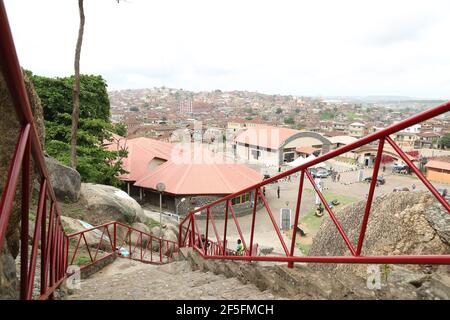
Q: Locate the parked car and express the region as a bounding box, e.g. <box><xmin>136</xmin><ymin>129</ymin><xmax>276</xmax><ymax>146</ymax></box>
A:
<box><xmin>363</xmin><ymin>176</ymin><xmax>386</xmax><ymax>185</ymax></box>
<box><xmin>392</xmin><ymin>164</ymin><xmax>409</xmax><ymax>174</ymax></box>
<box><xmin>310</xmin><ymin>168</ymin><xmax>331</xmax><ymax>178</ymax></box>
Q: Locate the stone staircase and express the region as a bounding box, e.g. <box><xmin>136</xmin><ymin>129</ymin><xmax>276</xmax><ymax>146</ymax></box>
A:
<box><xmin>68</xmin><ymin>248</ymin><xmax>445</xmax><ymax>300</ymax></box>
<box><xmin>68</xmin><ymin>255</ymin><xmax>277</xmax><ymax>300</ymax></box>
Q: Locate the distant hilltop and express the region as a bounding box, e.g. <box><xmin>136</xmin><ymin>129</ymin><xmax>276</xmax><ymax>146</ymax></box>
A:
<box><xmin>322</xmin><ymin>95</ymin><xmax>447</xmax><ymax>104</ymax></box>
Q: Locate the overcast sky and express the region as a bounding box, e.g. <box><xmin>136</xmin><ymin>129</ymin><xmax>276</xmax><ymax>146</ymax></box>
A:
<box><xmin>4</xmin><ymin>0</ymin><xmax>450</xmax><ymax>98</ymax></box>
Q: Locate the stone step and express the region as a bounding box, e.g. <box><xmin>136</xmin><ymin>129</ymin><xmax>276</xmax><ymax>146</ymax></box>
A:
<box><xmin>67</xmin><ymin>257</ymin><xmax>277</xmax><ymax>300</ymax></box>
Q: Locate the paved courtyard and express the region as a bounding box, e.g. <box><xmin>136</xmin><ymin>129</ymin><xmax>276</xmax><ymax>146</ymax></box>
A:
<box><xmin>195</xmin><ymin>160</ymin><xmax>449</xmax><ymax>256</ymax></box>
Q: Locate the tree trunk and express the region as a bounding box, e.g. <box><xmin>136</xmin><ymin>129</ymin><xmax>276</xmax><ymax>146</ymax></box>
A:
<box><xmin>70</xmin><ymin>0</ymin><xmax>85</xmax><ymax>169</ymax></box>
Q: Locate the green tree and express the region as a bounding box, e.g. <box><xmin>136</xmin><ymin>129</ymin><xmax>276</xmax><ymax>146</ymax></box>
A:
<box><xmin>114</xmin><ymin>122</ymin><xmax>127</xmax><ymax>137</ymax></box>
<box><xmin>28</xmin><ymin>71</ymin><xmax>126</xmax><ymax>186</ymax></box>
<box><xmin>284</xmin><ymin>116</ymin><xmax>295</xmax><ymax>125</ymax></box>
<box><xmin>275</xmin><ymin>107</ymin><xmax>283</xmax><ymax>114</ymax></box>
<box><xmin>441</xmin><ymin>133</ymin><xmax>450</xmax><ymax>149</ymax></box>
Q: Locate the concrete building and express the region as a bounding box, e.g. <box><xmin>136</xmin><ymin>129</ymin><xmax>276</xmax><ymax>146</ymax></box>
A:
<box><xmin>425</xmin><ymin>160</ymin><xmax>450</xmax><ymax>184</ymax></box>
<box><xmin>233</xmin><ymin>126</ymin><xmax>331</xmax><ymax>166</ymax></box>
<box><xmin>348</xmin><ymin>122</ymin><xmax>366</xmax><ymax>138</ymax></box>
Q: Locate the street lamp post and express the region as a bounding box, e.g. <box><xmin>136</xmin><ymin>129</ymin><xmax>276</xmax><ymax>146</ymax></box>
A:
<box><xmin>156</xmin><ymin>182</ymin><xmax>166</xmax><ymax>237</ymax></box>
<box><xmin>175</xmin><ymin>197</ymin><xmax>186</xmax><ymax>222</ymax></box>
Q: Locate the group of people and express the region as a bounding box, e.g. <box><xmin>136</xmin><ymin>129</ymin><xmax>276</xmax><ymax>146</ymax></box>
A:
<box><xmin>199</xmin><ymin>235</ymin><xmax>246</xmax><ymax>256</ymax></box>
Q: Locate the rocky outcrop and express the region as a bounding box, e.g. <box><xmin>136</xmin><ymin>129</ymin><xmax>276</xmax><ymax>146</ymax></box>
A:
<box><xmin>80</xmin><ymin>183</ymin><xmax>143</xmax><ymax>225</ymax></box>
<box><xmin>0</xmin><ymin>70</ymin><xmax>45</xmax><ymax>299</ymax></box>
<box><xmin>309</xmin><ymin>191</ymin><xmax>450</xmax><ymax>298</ymax></box>
<box><xmin>0</xmin><ymin>241</ymin><xmax>19</xmax><ymax>299</ymax></box>
<box><xmin>44</xmin><ymin>156</ymin><xmax>81</xmax><ymax>203</ymax></box>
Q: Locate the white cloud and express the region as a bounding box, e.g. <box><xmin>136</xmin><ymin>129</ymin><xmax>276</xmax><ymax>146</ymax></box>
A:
<box><xmin>4</xmin><ymin>0</ymin><xmax>450</xmax><ymax>98</ymax></box>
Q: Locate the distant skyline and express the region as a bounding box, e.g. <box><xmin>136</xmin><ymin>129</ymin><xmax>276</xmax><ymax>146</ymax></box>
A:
<box><xmin>4</xmin><ymin>0</ymin><xmax>450</xmax><ymax>99</ymax></box>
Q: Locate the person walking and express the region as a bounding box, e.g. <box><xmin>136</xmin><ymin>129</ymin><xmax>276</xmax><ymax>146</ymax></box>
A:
<box><xmin>263</xmin><ymin>186</ymin><xmax>266</xmax><ymax>196</ymax></box>
<box><xmin>277</xmin><ymin>185</ymin><xmax>280</xmax><ymax>198</ymax></box>
<box><xmin>337</xmin><ymin>174</ymin><xmax>341</xmax><ymax>183</ymax></box>
<box><xmin>236</xmin><ymin>239</ymin><xmax>244</xmax><ymax>256</ymax></box>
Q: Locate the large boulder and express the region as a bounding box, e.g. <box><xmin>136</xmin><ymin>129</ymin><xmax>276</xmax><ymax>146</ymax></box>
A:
<box><xmin>45</xmin><ymin>156</ymin><xmax>81</xmax><ymax>203</ymax></box>
<box><xmin>309</xmin><ymin>191</ymin><xmax>450</xmax><ymax>298</ymax></box>
<box><xmin>80</xmin><ymin>183</ymin><xmax>143</xmax><ymax>225</ymax></box>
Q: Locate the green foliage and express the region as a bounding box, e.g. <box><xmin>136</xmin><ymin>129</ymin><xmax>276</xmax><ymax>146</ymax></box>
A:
<box><xmin>130</xmin><ymin>106</ymin><xmax>139</xmax><ymax>112</ymax></box>
<box><xmin>441</xmin><ymin>133</ymin><xmax>450</xmax><ymax>148</ymax></box>
<box><xmin>319</xmin><ymin>110</ymin><xmax>336</xmax><ymax>120</ymax></box>
<box><xmin>113</xmin><ymin>122</ymin><xmax>127</xmax><ymax>137</ymax></box>
<box><xmin>244</xmin><ymin>107</ymin><xmax>254</xmax><ymax>114</ymax></box>
<box><xmin>74</xmin><ymin>255</ymin><xmax>91</xmax><ymax>266</ymax></box>
<box><xmin>28</xmin><ymin>71</ymin><xmax>125</xmax><ymax>186</ymax></box>
<box><xmin>284</xmin><ymin>116</ymin><xmax>295</xmax><ymax>125</ymax></box>
<box><xmin>275</xmin><ymin>107</ymin><xmax>283</xmax><ymax>114</ymax></box>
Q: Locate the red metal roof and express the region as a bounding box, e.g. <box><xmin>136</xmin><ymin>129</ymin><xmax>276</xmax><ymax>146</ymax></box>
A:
<box><xmin>105</xmin><ymin>136</ymin><xmax>174</xmax><ymax>181</ymax></box>
<box><xmin>425</xmin><ymin>160</ymin><xmax>450</xmax><ymax>171</ymax></box>
<box><xmin>134</xmin><ymin>152</ymin><xmax>263</xmax><ymax>195</ymax></box>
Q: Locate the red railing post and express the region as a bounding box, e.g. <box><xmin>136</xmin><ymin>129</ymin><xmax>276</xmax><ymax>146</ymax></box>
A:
<box><xmin>40</xmin><ymin>194</ymin><xmax>47</xmax><ymax>296</ymax></box>
<box><xmin>204</xmin><ymin>209</ymin><xmax>210</xmax><ymax>256</ymax></box>
<box><xmin>288</xmin><ymin>169</ymin><xmax>305</xmax><ymax>268</ymax></box>
<box><xmin>223</xmin><ymin>200</ymin><xmax>229</xmax><ymax>255</ymax></box>
<box><xmin>356</xmin><ymin>139</ymin><xmax>384</xmax><ymax>255</ymax></box>
<box><xmin>305</xmin><ymin>170</ymin><xmax>356</xmax><ymax>256</ymax></box>
<box><xmin>249</xmin><ymin>188</ymin><xmax>259</xmax><ymax>257</ymax></box>
<box><xmin>257</xmin><ymin>189</ymin><xmax>290</xmax><ymax>256</ymax></box>
<box><xmin>113</xmin><ymin>222</ymin><xmax>117</xmax><ymax>251</ymax></box>
<box><xmin>20</xmin><ymin>133</ymin><xmax>30</xmax><ymax>300</ymax></box>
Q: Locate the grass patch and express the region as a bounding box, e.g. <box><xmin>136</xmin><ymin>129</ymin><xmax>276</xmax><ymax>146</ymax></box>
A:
<box><xmin>300</xmin><ymin>189</ymin><xmax>359</xmax><ymax>235</ymax></box>
<box><xmin>73</xmin><ymin>255</ymin><xmax>91</xmax><ymax>266</ymax></box>
<box><xmin>297</xmin><ymin>243</ymin><xmax>311</xmax><ymax>255</ymax></box>
<box><xmin>145</xmin><ymin>218</ymin><xmax>161</xmax><ymax>230</ymax></box>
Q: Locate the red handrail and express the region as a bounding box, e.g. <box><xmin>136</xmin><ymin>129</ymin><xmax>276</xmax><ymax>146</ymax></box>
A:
<box><xmin>67</xmin><ymin>221</ymin><xmax>178</xmax><ymax>268</ymax></box>
<box><xmin>0</xmin><ymin>1</ymin><xmax>178</xmax><ymax>299</ymax></box>
<box><xmin>179</xmin><ymin>101</ymin><xmax>450</xmax><ymax>266</ymax></box>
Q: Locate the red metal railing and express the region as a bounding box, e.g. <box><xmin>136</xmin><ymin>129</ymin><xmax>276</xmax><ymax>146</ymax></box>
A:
<box><xmin>67</xmin><ymin>221</ymin><xmax>178</xmax><ymax>269</ymax></box>
<box><xmin>179</xmin><ymin>101</ymin><xmax>450</xmax><ymax>267</ymax></box>
<box><xmin>0</xmin><ymin>1</ymin><xmax>178</xmax><ymax>300</ymax></box>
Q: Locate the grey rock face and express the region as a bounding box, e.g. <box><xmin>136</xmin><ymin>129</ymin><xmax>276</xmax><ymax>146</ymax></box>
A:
<box><xmin>80</xmin><ymin>183</ymin><xmax>143</xmax><ymax>225</ymax></box>
<box><xmin>45</xmin><ymin>156</ymin><xmax>81</xmax><ymax>203</ymax></box>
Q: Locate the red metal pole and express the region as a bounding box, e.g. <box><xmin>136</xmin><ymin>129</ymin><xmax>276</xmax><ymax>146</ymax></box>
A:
<box><xmin>386</xmin><ymin>136</ymin><xmax>450</xmax><ymax>212</ymax></box>
<box><xmin>228</xmin><ymin>202</ymin><xmax>249</xmax><ymax>255</ymax></box>
<box><xmin>257</xmin><ymin>189</ymin><xmax>290</xmax><ymax>256</ymax></box>
<box><xmin>0</xmin><ymin>124</ymin><xmax>30</xmax><ymax>252</ymax></box>
<box><xmin>202</xmin><ymin>253</ymin><xmax>450</xmax><ymax>264</ymax></box>
<box><xmin>305</xmin><ymin>170</ymin><xmax>356</xmax><ymax>256</ymax></box>
<box><xmin>20</xmin><ymin>134</ymin><xmax>30</xmax><ymax>300</ymax></box>
<box><xmin>40</xmin><ymin>194</ymin><xmax>47</xmax><ymax>295</ymax></box>
<box><xmin>223</xmin><ymin>200</ymin><xmax>229</xmax><ymax>255</ymax></box>
<box><xmin>249</xmin><ymin>188</ymin><xmax>259</xmax><ymax>257</ymax></box>
<box><xmin>113</xmin><ymin>222</ymin><xmax>117</xmax><ymax>251</ymax></box>
<box><xmin>356</xmin><ymin>139</ymin><xmax>385</xmax><ymax>255</ymax></box>
<box><xmin>204</xmin><ymin>209</ymin><xmax>210</xmax><ymax>256</ymax></box>
<box><xmin>159</xmin><ymin>239</ymin><xmax>162</xmax><ymax>263</ymax></box>
<box><xmin>26</xmin><ymin>178</ymin><xmax>46</xmax><ymax>299</ymax></box>
<box><xmin>207</xmin><ymin>207</ymin><xmax>223</xmax><ymax>254</ymax></box>
<box><xmin>288</xmin><ymin>169</ymin><xmax>305</xmax><ymax>268</ymax></box>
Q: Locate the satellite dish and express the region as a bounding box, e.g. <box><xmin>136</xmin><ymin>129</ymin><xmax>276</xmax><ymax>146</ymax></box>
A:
<box><xmin>156</xmin><ymin>182</ymin><xmax>166</xmax><ymax>192</ymax></box>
